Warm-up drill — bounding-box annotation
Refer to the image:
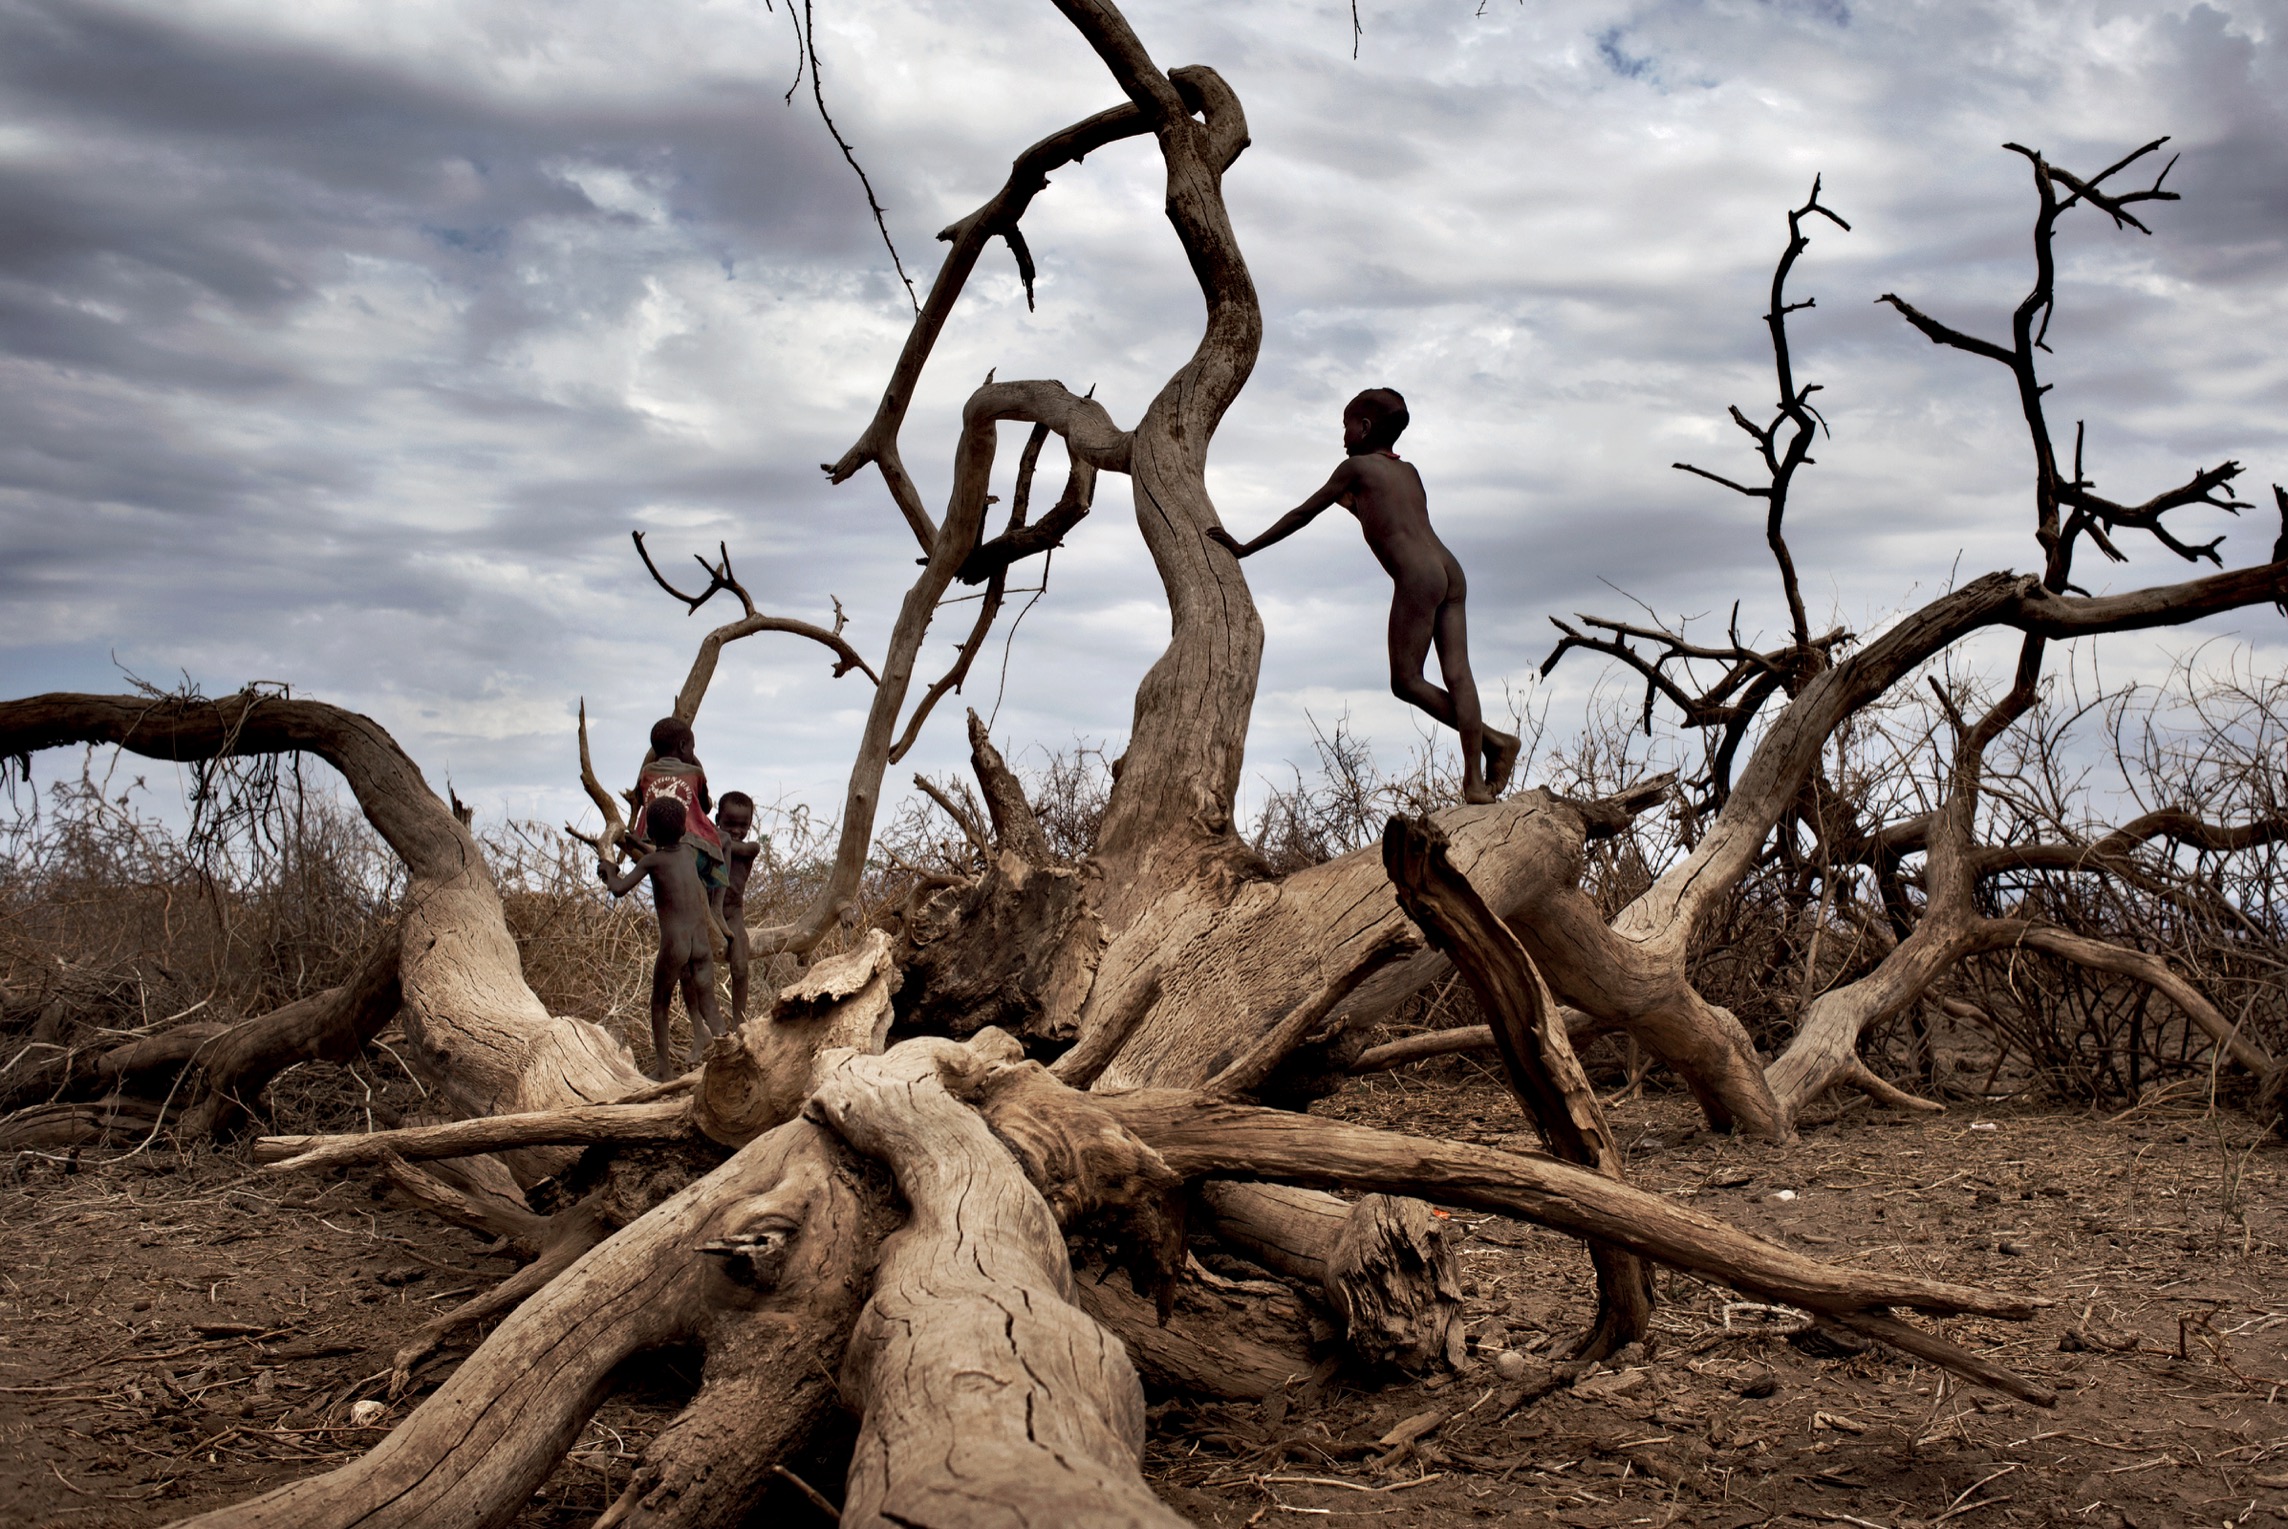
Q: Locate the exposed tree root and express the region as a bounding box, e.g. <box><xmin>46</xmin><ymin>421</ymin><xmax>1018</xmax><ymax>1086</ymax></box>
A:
<box><xmin>168</xmin><ymin>1118</ymin><xmax>889</xmax><ymax>1529</ymax></box>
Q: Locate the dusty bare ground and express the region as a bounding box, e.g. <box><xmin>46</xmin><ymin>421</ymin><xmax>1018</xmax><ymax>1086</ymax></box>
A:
<box><xmin>5</xmin><ymin>1055</ymin><xmax>2285</xmax><ymax>1528</ymax></box>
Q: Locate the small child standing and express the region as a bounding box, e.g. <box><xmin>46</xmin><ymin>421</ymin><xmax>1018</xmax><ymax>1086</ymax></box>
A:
<box><xmin>598</xmin><ymin>797</ymin><xmax>728</xmax><ymax>1078</ymax></box>
<box><xmin>634</xmin><ymin>717</ymin><xmax>729</xmax><ymax>936</ymax></box>
<box><xmin>715</xmin><ymin>790</ymin><xmax>765</xmax><ymax>1024</ymax></box>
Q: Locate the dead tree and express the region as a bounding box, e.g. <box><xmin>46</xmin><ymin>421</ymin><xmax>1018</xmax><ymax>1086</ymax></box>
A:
<box><xmin>5</xmin><ymin>10</ymin><xmax>2281</xmax><ymax>1523</ymax></box>
<box><xmin>0</xmin><ymin>691</ymin><xmax>644</xmax><ymax>1132</ymax></box>
<box><xmin>1431</xmin><ymin>153</ymin><xmax>2287</xmax><ymax>1137</ymax></box>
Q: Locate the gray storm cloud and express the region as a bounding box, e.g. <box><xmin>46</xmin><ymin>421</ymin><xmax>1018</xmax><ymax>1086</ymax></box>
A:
<box><xmin>2</xmin><ymin>0</ymin><xmax>2282</xmax><ymax>832</ymax></box>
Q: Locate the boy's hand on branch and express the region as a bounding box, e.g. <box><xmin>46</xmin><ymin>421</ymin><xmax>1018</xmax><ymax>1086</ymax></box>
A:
<box><xmin>1205</xmin><ymin>527</ymin><xmax>1248</xmax><ymax>558</ymax></box>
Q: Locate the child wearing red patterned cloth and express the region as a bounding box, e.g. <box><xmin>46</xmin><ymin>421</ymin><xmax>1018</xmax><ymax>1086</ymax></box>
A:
<box><xmin>634</xmin><ymin>717</ymin><xmax>729</xmax><ymax>933</ymax></box>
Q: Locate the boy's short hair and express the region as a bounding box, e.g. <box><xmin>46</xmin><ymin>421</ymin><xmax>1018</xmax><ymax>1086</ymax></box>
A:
<box><xmin>718</xmin><ymin>790</ymin><xmax>754</xmax><ymax>814</ymax></box>
<box><xmin>650</xmin><ymin>717</ymin><xmax>694</xmax><ymax>757</ymax></box>
<box><xmin>1347</xmin><ymin>387</ymin><xmax>1410</xmax><ymax>451</ymax></box>
<box><xmin>643</xmin><ymin>797</ymin><xmax>688</xmax><ymax>846</ymax></box>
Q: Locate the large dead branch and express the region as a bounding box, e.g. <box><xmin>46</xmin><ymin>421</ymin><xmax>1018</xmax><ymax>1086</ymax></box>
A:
<box><xmin>634</xmin><ymin>533</ymin><xmax>879</xmax><ymax>705</ymax></box>
<box><xmin>1382</xmin><ymin>815</ymin><xmax>1653</xmax><ymax>1360</ymax></box>
<box><xmin>743</xmin><ymin>380</ymin><xmax>1131</xmax><ymax>959</ymax></box>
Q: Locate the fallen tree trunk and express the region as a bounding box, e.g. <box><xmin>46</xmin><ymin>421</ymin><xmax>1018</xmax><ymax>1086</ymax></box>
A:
<box><xmin>172</xmin><ymin>1117</ymin><xmax>888</xmax><ymax>1529</ymax></box>
<box><xmin>257</xmin><ymin>1095</ymin><xmax>697</xmax><ymax>1172</ymax></box>
<box><xmin>0</xmin><ymin>935</ymin><xmax>400</xmax><ymax>1142</ymax></box>
<box><xmin>811</xmin><ymin>1040</ymin><xmax>1188</xmax><ymax>1527</ymax></box>
<box><xmin>178</xmin><ymin>933</ymin><xmax>405</xmax><ymax>1137</ymax></box>
<box><xmin>1093</xmin><ymin>1090</ymin><xmax>2038</xmax><ymax>1322</ymax></box>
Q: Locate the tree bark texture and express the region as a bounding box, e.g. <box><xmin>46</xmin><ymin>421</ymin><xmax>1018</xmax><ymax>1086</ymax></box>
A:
<box><xmin>695</xmin><ymin>930</ymin><xmax>898</xmax><ymax>1146</ymax></box>
<box><xmin>1196</xmin><ymin>1181</ymin><xmax>1464</xmax><ymax>1372</ymax></box>
<box><xmin>809</xmin><ymin>1040</ymin><xmax>1188</xmax><ymax>1528</ymax></box>
<box><xmin>170</xmin><ymin>1118</ymin><xmax>889</xmax><ymax>1529</ymax></box>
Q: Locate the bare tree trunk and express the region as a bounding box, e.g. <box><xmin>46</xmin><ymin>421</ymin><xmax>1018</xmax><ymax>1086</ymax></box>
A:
<box><xmin>811</xmin><ymin>1040</ymin><xmax>1188</xmax><ymax>1527</ymax></box>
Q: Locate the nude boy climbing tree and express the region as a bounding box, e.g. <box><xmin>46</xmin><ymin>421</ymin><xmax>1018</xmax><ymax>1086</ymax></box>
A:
<box><xmin>1209</xmin><ymin>387</ymin><xmax>1521</xmax><ymax>803</ymax></box>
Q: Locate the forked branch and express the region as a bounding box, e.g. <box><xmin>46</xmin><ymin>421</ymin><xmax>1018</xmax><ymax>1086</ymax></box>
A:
<box><xmin>631</xmin><ymin>532</ymin><xmax>880</xmax><ymax>714</ymax></box>
<box><xmin>1671</xmin><ymin>176</ymin><xmax>1849</xmax><ymax>657</ymax></box>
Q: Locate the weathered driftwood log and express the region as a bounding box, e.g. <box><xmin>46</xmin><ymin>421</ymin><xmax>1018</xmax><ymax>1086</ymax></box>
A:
<box><xmin>809</xmin><ymin>1041</ymin><xmax>1188</xmax><ymax>1527</ymax></box>
<box><xmin>0</xmin><ymin>1095</ymin><xmax>164</xmax><ymax>1150</ymax></box>
<box><xmin>1381</xmin><ymin>814</ymin><xmax>1654</xmax><ymax>1361</ymax></box>
<box><xmin>1349</xmin><ymin>1023</ymin><xmax>1497</xmax><ymax>1072</ymax></box>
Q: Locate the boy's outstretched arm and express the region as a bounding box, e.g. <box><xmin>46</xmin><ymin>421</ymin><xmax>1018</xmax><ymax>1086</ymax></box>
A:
<box><xmin>597</xmin><ymin>858</ymin><xmax>649</xmax><ymax>897</ymax></box>
<box><xmin>1206</xmin><ymin>460</ymin><xmax>1356</xmax><ymax>559</ymax></box>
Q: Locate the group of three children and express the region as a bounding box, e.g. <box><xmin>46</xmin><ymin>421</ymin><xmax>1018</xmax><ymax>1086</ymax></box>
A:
<box><xmin>597</xmin><ymin>717</ymin><xmax>761</xmax><ymax>1078</ymax></box>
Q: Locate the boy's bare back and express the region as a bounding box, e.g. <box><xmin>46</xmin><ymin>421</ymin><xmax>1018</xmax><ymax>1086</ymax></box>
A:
<box><xmin>617</xmin><ymin>845</ymin><xmax>714</xmax><ymax>958</ymax></box>
<box><xmin>600</xmin><ymin>796</ymin><xmax>727</xmax><ymax>1076</ymax></box>
<box><xmin>1330</xmin><ymin>450</ymin><xmax>1462</xmax><ymax>593</ymax></box>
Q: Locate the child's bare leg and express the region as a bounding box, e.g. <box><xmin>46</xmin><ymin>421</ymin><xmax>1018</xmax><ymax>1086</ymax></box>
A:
<box><xmin>1389</xmin><ymin>571</ymin><xmax>1490</xmax><ymax>800</ymax></box>
<box><xmin>726</xmin><ymin>922</ymin><xmax>752</xmax><ymax>1024</ymax></box>
<box><xmin>648</xmin><ymin>953</ymin><xmax>679</xmax><ymax>1080</ymax></box>
<box><xmin>678</xmin><ymin>957</ymin><xmax>726</xmax><ymax>1066</ymax></box>
<box><xmin>1432</xmin><ymin>597</ymin><xmax>1517</xmax><ymax>799</ymax></box>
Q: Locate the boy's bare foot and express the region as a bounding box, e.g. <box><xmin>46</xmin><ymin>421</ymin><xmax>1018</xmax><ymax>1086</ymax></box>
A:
<box><xmin>1462</xmin><ymin>780</ymin><xmax>1498</xmax><ymax>805</ymax></box>
<box><xmin>1482</xmin><ymin>728</ymin><xmax>1521</xmax><ymax>798</ymax></box>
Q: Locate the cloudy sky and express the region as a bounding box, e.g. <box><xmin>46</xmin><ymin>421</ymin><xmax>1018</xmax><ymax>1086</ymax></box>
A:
<box><xmin>4</xmin><ymin>0</ymin><xmax>2284</xmax><ymax>843</ymax></box>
